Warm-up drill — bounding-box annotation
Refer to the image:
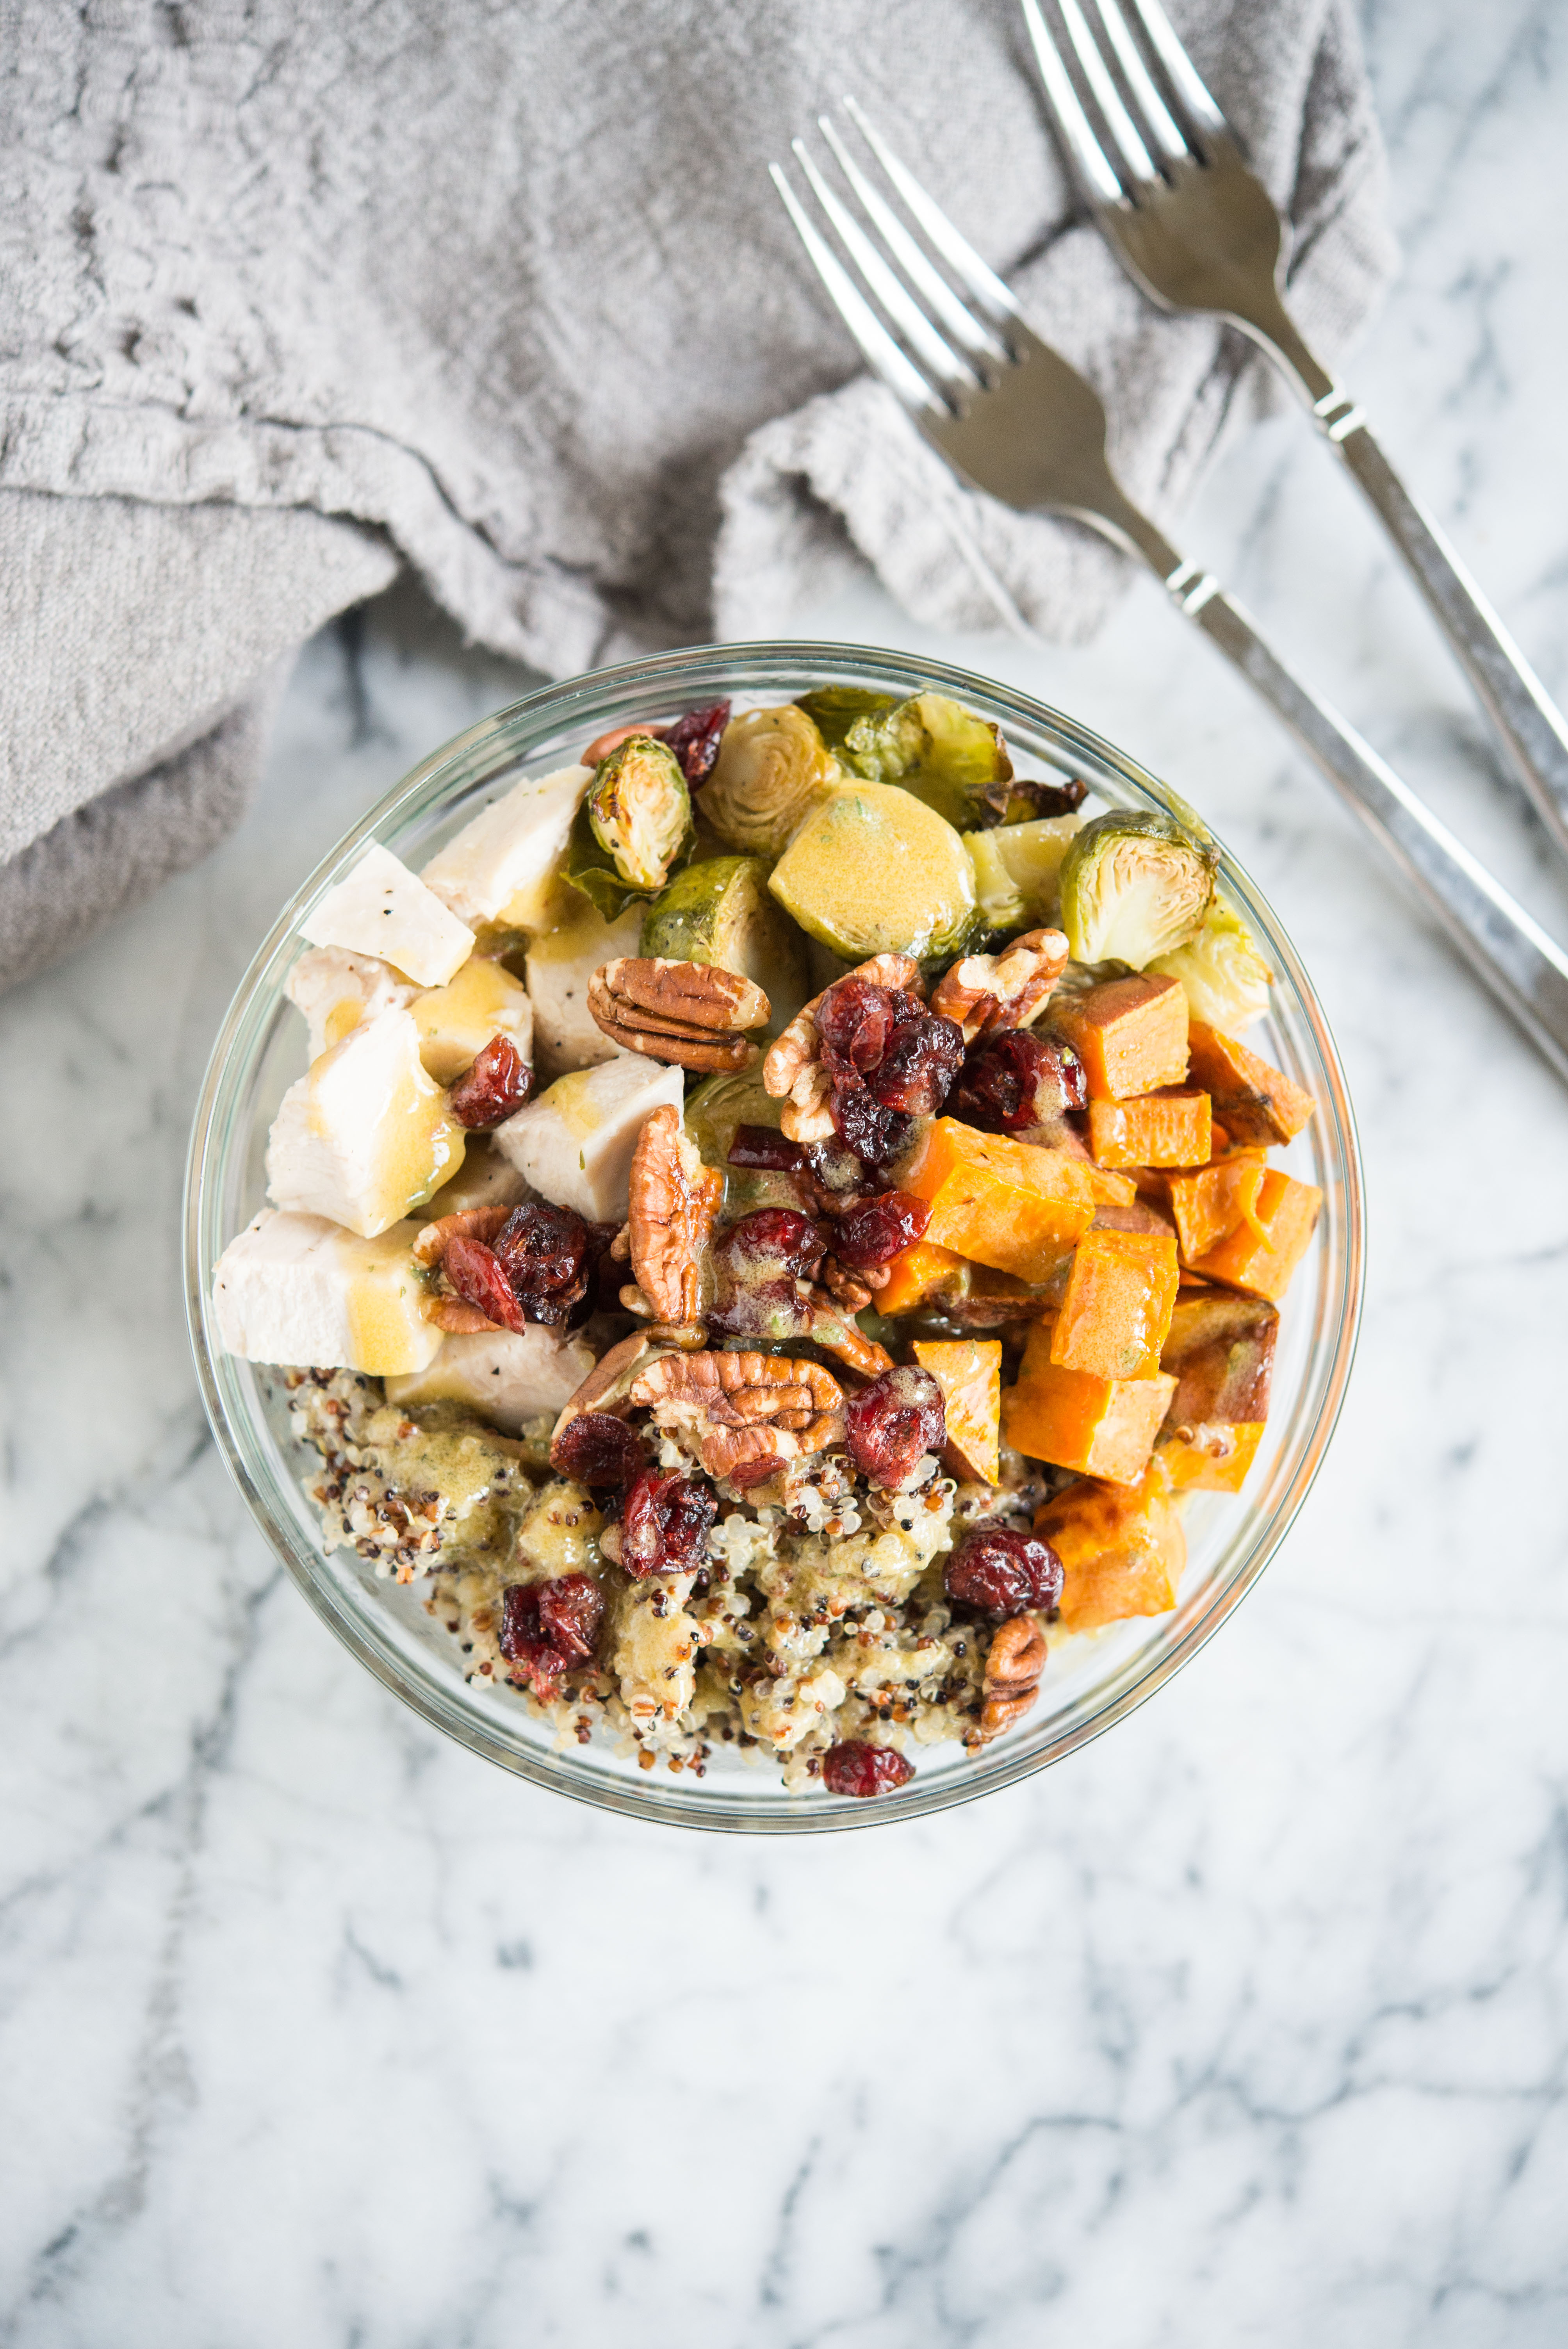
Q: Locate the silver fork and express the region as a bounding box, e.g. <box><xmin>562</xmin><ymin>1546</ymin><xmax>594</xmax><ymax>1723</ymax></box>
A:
<box><xmin>1021</xmin><ymin>0</ymin><xmax>1568</xmax><ymax>871</ymax></box>
<box><xmin>769</xmin><ymin>104</ymin><xmax>1568</xmax><ymax>1085</ymax></box>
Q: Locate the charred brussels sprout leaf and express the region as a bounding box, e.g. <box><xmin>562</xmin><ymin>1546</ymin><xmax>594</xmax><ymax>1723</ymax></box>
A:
<box><xmin>838</xmin><ymin>691</ymin><xmax>1013</xmax><ymax>831</ymax></box>
<box><xmin>794</xmin><ymin>686</ymin><xmax>898</xmax><ymax>754</ymax></box>
<box><xmin>1058</xmin><ymin>809</ymin><xmax>1215</xmax><ymax>968</ymax></box>
<box><xmin>702</xmin><ymin>706</ymin><xmax>838</xmax><ymax>858</ymax></box>
<box><xmin>567</xmin><ymin>735</ymin><xmax>693</xmax><ymax>918</ymax></box>
<box><xmin>1148</xmin><ymin>894</ymin><xmax>1272</xmax><ymax>1031</ymax></box>
<box><xmin>640</xmin><ymin>855</ymin><xmax>810</xmax><ymax>1034</ymax></box>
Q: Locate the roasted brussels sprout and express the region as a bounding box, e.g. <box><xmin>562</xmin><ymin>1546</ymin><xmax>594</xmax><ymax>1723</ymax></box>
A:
<box><xmin>702</xmin><ymin>706</ymin><xmax>838</xmax><ymax>858</ymax></box>
<box><xmin>1148</xmin><ymin>894</ymin><xmax>1272</xmax><ymax>1030</ymax></box>
<box><xmin>1057</xmin><ymin>809</ymin><xmax>1214</xmax><ymax>968</ymax></box>
<box><xmin>641</xmin><ymin>855</ymin><xmax>810</xmax><ymax>1033</ymax></box>
<box><xmin>684</xmin><ymin>1070</ymin><xmax>798</xmax><ymax>1215</ymax></box>
<box><xmin>566</xmin><ymin>734</ymin><xmax>694</xmax><ymax>918</ymax></box>
<box><xmin>768</xmin><ymin>781</ymin><xmax>977</xmax><ymax>963</ymax></box>
<box><xmin>793</xmin><ymin>686</ymin><xmax>898</xmax><ymax>753</ymax></box>
<box><xmin>837</xmin><ymin>691</ymin><xmax>1012</xmax><ymax>831</ymax></box>
<box><xmin>964</xmin><ymin>812</ymin><xmax>1085</xmax><ymax>933</ymax></box>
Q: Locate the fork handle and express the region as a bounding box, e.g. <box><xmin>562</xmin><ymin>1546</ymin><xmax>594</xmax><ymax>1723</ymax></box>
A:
<box><xmin>1160</xmin><ymin>565</ymin><xmax>1568</xmax><ymax>1085</ymax></box>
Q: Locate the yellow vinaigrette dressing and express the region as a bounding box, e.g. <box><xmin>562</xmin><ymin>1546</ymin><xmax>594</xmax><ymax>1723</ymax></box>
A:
<box><xmin>337</xmin><ymin>1225</ymin><xmax>438</xmax><ymax>1375</ymax></box>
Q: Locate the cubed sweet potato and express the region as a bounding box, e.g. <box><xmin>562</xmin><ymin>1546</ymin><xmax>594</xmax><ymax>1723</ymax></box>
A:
<box><xmin>1183</xmin><ymin>1168</ymin><xmax>1321</xmax><ymax>1301</ymax></box>
<box><xmin>1035</xmin><ymin>1465</ymin><xmax>1186</xmax><ymax>1631</ymax></box>
<box><xmin>1166</xmin><ymin>1155</ymin><xmax>1268</xmax><ymax>1264</ymax></box>
<box><xmin>1002</xmin><ymin>1322</ymin><xmax>1175</xmax><ymax>1485</ymax></box>
<box><xmin>912</xmin><ymin>1338</ymin><xmax>1002</xmax><ymax>1485</ymax></box>
<box><xmin>1048</xmin><ymin>975</ymin><xmax>1188</xmax><ymax>1100</ymax></box>
<box><xmin>1185</xmin><ymin>1021</ymin><xmax>1315</xmax><ymax>1148</ymax></box>
<box><xmin>1049</xmin><ymin>1228</ymin><xmax>1179</xmax><ymax>1381</ymax></box>
<box><xmin>900</xmin><ymin>1119</ymin><xmax>1096</xmax><ymax>1283</ymax></box>
<box><xmin>1156</xmin><ymin>1290</ymin><xmax>1279</xmax><ymax>1493</ymax></box>
<box><xmin>876</xmin><ymin>1236</ymin><xmax>969</xmax><ymax>1316</ymax></box>
<box><xmin>1087</xmin><ymin>1085</ymin><xmax>1212</xmax><ymax>1169</ymax></box>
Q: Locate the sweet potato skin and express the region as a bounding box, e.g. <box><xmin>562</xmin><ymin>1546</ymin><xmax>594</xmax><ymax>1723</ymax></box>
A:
<box><xmin>1049</xmin><ymin>976</ymin><xmax>1188</xmax><ymax>1101</ymax></box>
<box><xmin>1185</xmin><ymin>1021</ymin><xmax>1315</xmax><ymax>1148</ymax></box>
<box><xmin>1035</xmin><ymin>1465</ymin><xmax>1185</xmax><ymax>1631</ymax></box>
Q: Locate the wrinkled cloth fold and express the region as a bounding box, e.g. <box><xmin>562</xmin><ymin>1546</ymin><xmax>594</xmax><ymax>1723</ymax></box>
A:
<box><xmin>0</xmin><ymin>0</ymin><xmax>1394</xmax><ymax>989</ymax></box>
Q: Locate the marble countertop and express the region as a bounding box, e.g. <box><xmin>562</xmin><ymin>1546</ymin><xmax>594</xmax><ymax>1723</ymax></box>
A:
<box><xmin>4</xmin><ymin>2</ymin><xmax>1567</xmax><ymax>2341</ymax></box>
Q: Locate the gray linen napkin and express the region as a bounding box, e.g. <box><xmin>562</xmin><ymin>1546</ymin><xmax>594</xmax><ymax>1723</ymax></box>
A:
<box><xmin>0</xmin><ymin>0</ymin><xmax>1393</xmax><ymax>991</ymax></box>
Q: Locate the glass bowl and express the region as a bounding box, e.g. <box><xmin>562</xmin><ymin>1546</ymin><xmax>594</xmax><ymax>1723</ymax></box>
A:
<box><xmin>185</xmin><ymin>642</ymin><xmax>1364</xmax><ymax>1832</ymax></box>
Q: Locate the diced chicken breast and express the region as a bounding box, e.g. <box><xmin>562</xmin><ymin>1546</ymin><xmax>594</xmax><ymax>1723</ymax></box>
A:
<box><xmin>267</xmin><ymin>1007</ymin><xmax>464</xmax><ymax>1238</ymax></box>
<box><xmin>525</xmin><ymin>893</ymin><xmax>644</xmax><ymax>1077</ymax></box>
<box><xmin>420</xmin><ymin>763</ymin><xmax>591</xmax><ymax>933</ymax></box>
<box><xmin>285</xmin><ymin>946</ymin><xmax>418</xmax><ymax>1059</ymax></box>
<box><xmin>384</xmin><ymin>1324</ymin><xmax>595</xmax><ymax>1432</ymax></box>
<box><xmin>301</xmin><ymin>843</ymin><xmax>475</xmax><ymax>987</ymax></box>
<box><xmin>408</xmin><ymin>955</ymin><xmax>533</xmax><ymax>1084</ymax></box>
<box><xmin>212</xmin><ymin>1210</ymin><xmax>442</xmax><ymax>1375</ymax></box>
<box><xmin>492</xmin><ymin>1054</ymin><xmax>684</xmax><ymax>1222</ymax></box>
<box><xmin>423</xmin><ymin>1137</ymin><xmax>533</xmax><ymax>1220</ymax></box>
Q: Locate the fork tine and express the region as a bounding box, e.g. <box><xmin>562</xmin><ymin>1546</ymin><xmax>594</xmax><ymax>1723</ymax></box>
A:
<box><xmin>1018</xmin><ymin>0</ymin><xmax>1128</xmax><ymax>207</ymax></box>
<box><xmin>1087</xmin><ymin>0</ymin><xmax>1188</xmax><ymax>164</ymax></box>
<box><xmin>1053</xmin><ymin>0</ymin><xmax>1160</xmax><ymax>187</ymax></box>
<box><xmin>817</xmin><ymin>114</ymin><xmax>1011</xmax><ymax>369</ymax></box>
<box><xmin>1122</xmin><ymin>0</ymin><xmax>1227</xmax><ymax>141</ymax></box>
<box><xmin>841</xmin><ymin>96</ymin><xmax>1021</xmax><ymax>326</ymax></box>
<box><xmin>791</xmin><ymin>139</ymin><xmax>981</xmax><ymax>396</ymax></box>
<box><xmin>769</xmin><ymin>164</ymin><xmax>941</xmax><ymax>416</ymax></box>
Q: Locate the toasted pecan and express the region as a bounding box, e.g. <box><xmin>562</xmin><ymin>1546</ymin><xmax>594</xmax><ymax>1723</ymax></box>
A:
<box><xmin>930</xmin><ymin>928</ymin><xmax>1069</xmax><ymax>1043</ymax></box>
<box><xmin>976</xmin><ymin>1615</ymin><xmax>1048</xmax><ymax>1741</ymax></box>
<box><xmin>413</xmin><ymin>1205</ymin><xmax>512</xmax><ymax>1268</ymax></box>
<box><xmin>762</xmin><ymin>953</ymin><xmax>925</xmax><ymax>1142</ymax></box>
<box><xmin>588</xmin><ymin>957</ymin><xmax>769</xmax><ymax>1071</ymax></box>
<box><xmin>629</xmin><ymin>1349</ymin><xmax>845</xmax><ymax>1482</ymax></box>
<box><xmin>627</xmin><ymin>1105</ymin><xmax>722</xmax><ymax>1323</ymax></box>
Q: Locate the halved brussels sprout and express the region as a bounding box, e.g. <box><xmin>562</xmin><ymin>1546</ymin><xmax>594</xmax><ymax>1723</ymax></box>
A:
<box><xmin>702</xmin><ymin>706</ymin><xmax>838</xmax><ymax>857</ymax></box>
<box><xmin>1148</xmin><ymin>894</ymin><xmax>1272</xmax><ymax>1031</ymax></box>
<box><xmin>1058</xmin><ymin>809</ymin><xmax>1215</xmax><ymax>968</ymax></box>
<box><xmin>838</xmin><ymin>691</ymin><xmax>1012</xmax><ymax>831</ymax></box>
<box><xmin>964</xmin><ymin>812</ymin><xmax>1085</xmax><ymax>932</ymax></box>
<box><xmin>793</xmin><ymin>686</ymin><xmax>898</xmax><ymax>753</ymax></box>
<box><xmin>684</xmin><ymin>1069</ymin><xmax>796</xmax><ymax>1216</ymax></box>
<box><xmin>768</xmin><ymin>781</ymin><xmax>977</xmax><ymax>964</ymax></box>
<box><xmin>641</xmin><ymin>855</ymin><xmax>810</xmax><ymax>1034</ymax></box>
<box><xmin>565</xmin><ymin>734</ymin><xmax>694</xmax><ymax>918</ymax></box>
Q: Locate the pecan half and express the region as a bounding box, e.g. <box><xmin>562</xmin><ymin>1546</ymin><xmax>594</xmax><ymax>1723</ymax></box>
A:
<box><xmin>762</xmin><ymin>954</ymin><xmax>925</xmax><ymax>1142</ymax></box>
<box><xmin>629</xmin><ymin>1349</ymin><xmax>845</xmax><ymax>1482</ymax></box>
<box><xmin>816</xmin><ymin>1256</ymin><xmax>873</xmax><ymax>1314</ymax></box>
<box><xmin>423</xmin><ymin>1296</ymin><xmax>503</xmax><ymax>1334</ymax></box>
<box><xmin>976</xmin><ymin>1614</ymin><xmax>1048</xmax><ymax>1741</ymax></box>
<box><xmin>588</xmin><ymin>957</ymin><xmax>769</xmax><ymax>1072</ymax></box>
<box><xmin>628</xmin><ymin>1104</ymin><xmax>722</xmax><ymax>1323</ymax></box>
<box><xmin>413</xmin><ymin>1205</ymin><xmax>512</xmax><ymax>1268</ymax></box>
<box><xmin>930</xmin><ymin>928</ymin><xmax>1069</xmax><ymax>1044</ymax></box>
<box><xmin>806</xmin><ymin>1301</ymin><xmax>894</xmax><ymax>1380</ymax></box>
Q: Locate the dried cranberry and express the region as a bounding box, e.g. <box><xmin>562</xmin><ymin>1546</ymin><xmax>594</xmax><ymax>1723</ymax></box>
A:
<box><xmin>709</xmin><ymin>1208</ymin><xmax>824</xmax><ymax>1340</ymax></box>
<box><xmin>729</xmin><ymin>1125</ymin><xmax>805</xmax><ymax>1173</ymax></box>
<box><xmin>621</xmin><ymin>1468</ymin><xmax>718</xmax><ymax>1579</ymax></box>
<box><xmin>661</xmin><ymin>699</ymin><xmax>731</xmax><ymax>787</ymax></box>
<box><xmin>816</xmin><ymin>976</ymin><xmax>898</xmax><ymax>1071</ymax></box>
<box><xmin>829</xmin><ymin>1079</ymin><xmax>912</xmax><ymax>1168</ymax></box>
<box><xmin>499</xmin><ymin>1572</ymin><xmax>605</xmax><ymax>1695</ymax></box>
<box><xmin>843</xmin><ymin>1365</ymin><xmax>946</xmax><ymax>1488</ymax></box>
<box><xmin>821</xmin><ymin>1741</ymin><xmax>915</xmax><ymax>1798</ymax></box>
<box><xmin>442</xmin><ymin>1235</ymin><xmax>526</xmax><ymax>1333</ymax></box>
<box><xmin>805</xmin><ymin>1138</ymin><xmax>878</xmax><ymax>1199</ymax></box>
<box><xmin>950</xmin><ymin>1028</ymin><xmax>1086</xmax><ymax>1132</ymax></box>
<box><xmin>553</xmin><ymin>1411</ymin><xmax>645</xmax><ymax>1491</ymax></box>
<box><xmin>494</xmin><ymin>1203</ymin><xmax>592</xmax><ymax>1326</ymax></box>
<box><xmin>866</xmin><ymin>1008</ymin><xmax>964</xmax><ymax>1115</ymax></box>
<box><xmin>833</xmin><ymin>1190</ymin><xmax>932</xmax><ymax>1269</ymax></box>
<box><xmin>448</xmin><ymin>1034</ymin><xmax>534</xmax><ymax>1129</ymax></box>
<box><xmin>944</xmin><ymin>1527</ymin><xmax>1064</xmax><ymax>1620</ymax></box>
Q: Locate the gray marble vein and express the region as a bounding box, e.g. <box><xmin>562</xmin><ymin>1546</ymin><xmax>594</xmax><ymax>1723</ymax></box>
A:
<box><xmin>2</xmin><ymin>0</ymin><xmax>1567</xmax><ymax>2340</ymax></box>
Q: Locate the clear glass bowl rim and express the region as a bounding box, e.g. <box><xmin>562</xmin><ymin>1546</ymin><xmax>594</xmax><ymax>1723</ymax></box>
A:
<box><xmin>185</xmin><ymin>639</ymin><xmax>1365</xmax><ymax>1833</ymax></box>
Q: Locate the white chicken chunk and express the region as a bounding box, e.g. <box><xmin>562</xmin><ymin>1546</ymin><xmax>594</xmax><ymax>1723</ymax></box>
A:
<box><xmin>491</xmin><ymin>1053</ymin><xmax>684</xmax><ymax>1222</ymax></box>
<box><xmin>300</xmin><ymin>842</ymin><xmax>475</xmax><ymax>987</ymax></box>
<box><xmin>422</xmin><ymin>1137</ymin><xmax>532</xmax><ymax>1220</ymax></box>
<box><xmin>525</xmin><ymin>893</ymin><xmax>643</xmax><ymax>1077</ymax></box>
<box><xmin>419</xmin><ymin>763</ymin><xmax>591</xmax><ymax>933</ymax></box>
<box><xmin>407</xmin><ymin>955</ymin><xmax>534</xmax><ymax>1084</ymax></box>
<box><xmin>285</xmin><ymin>946</ymin><xmax>417</xmax><ymax>1059</ymax></box>
<box><xmin>266</xmin><ymin>1007</ymin><xmax>464</xmax><ymax>1238</ymax></box>
<box><xmin>212</xmin><ymin>1210</ymin><xmax>442</xmax><ymax>1375</ymax></box>
<box><xmin>384</xmin><ymin>1324</ymin><xmax>595</xmax><ymax>1433</ymax></box>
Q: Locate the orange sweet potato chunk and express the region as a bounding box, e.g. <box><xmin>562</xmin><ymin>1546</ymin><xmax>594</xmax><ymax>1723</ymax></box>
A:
<box><xmin>1184</xmin><ymin>1168</ymin><xmax>1322</xmax><ymax>1302</ymax></box>
<box><xmin>1048</xmin><ymin>975</ymin><xmax>1188</xmax><ymax>1101</ymax></box>
<box><xmin>1036</xmin><ymin>1465</ymin><xmax>1186</xmax><ymax>1631</ymax></box>
<box><xmin>1002</xmin><ymin>1322</ymin><xmax>1175</xmax><ymax>1485</ymax></box>
<box><xmin>1185</xmin><ymin>1022</ymin><xmax>1315</xmax><ymax>1148</ymax></box>
<box><xmin>1049</xmin><ymin>1228</ymin><xmax>1179</xmax><ymax>1381</ymax></box>
<box><xmin>1087</xmin><ymin>1085</ymin><xmax>1212</xmax><ymax>1169</ymax></box>
<box><xmin>1156</xmin><ymin>1290</ymin><xmax>1278</xmax><ymax>1493</ymax></box>
<box><xmin>876</xmin><ymin>1237</ymin><xmax>969</xmax><ymax>1315</ymax></box>
<box><xmin>900</xmin><ymin>1119</ymin><xmax>1096</xmax><ymax>1283</ymax></box>
<box><xmin>1166</xmin><ymin>1155</ymin><xmax>1268</xmax><ymax>1264</ymax></box>
<box><xmin>912</xmin><ymin>1338</ymin><xmax>1002</xmax><ymax>1485</ymax></box>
